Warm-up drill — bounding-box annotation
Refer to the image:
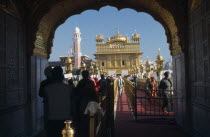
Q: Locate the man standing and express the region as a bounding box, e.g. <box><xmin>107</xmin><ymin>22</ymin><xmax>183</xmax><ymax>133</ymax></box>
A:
<box><xmin>44</xmin><ymin>66</ymin><xmax>73</xmax><ymax>137</ymax></box>
<box><xmin>75</xmin><ymin>70</ymin><xmax>97</xmax><ymax>137</ymax></box>
<box><xmin>159</xmin><ymin>71</ymin><xmax>172</xmax><ymax>114</ymax></box>
<box><xmin>98</xmin><ymin>74</ymin><xmax>107</xmax><ymax>95</ymax></box>
<box><xmin>39</xmin><ymin>66</ymin><xmax>53</xmax><ymax>130</ymax></box>
<box><xmin>118</xmin><ymin>76</ymin><xmax>125</xmax><ymax>96</ymax></box>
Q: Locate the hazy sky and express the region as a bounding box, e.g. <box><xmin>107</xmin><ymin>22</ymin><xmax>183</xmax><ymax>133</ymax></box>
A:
<box><xmin>49</xmin><ymin>6</ymin><xmax>171</xmax><ymax>62</ymax></box>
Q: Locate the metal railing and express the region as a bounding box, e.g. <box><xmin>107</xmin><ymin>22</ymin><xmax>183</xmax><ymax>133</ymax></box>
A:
<box><xmin>61</xmin><ymin>80</ymin><xmax>117</xmax><ymax>137</ymax></box>
<box><xmin>123</xmin><ymin>78</ymin><xmax>175</xmax><ymax>120</ymax></box>
<box><xmin>135</xmin><ymin>88</ymin><xmax>174</xmax><ymax>119</ymax></box>
<box><xmin>123</xmin><ymin>78</ymin><xmax>137</xmax><ymax>118</ymax></box>
<box><xmin>88</xmin><ymin>82</ymin><xmax>115</xmax><ymax>137</ymax></box>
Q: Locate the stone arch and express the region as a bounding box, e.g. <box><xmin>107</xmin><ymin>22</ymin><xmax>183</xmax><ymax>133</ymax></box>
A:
<box><xmin>32</xmin><ymin>0</ymin><xmax>184</xmax><ymax>59</ymax></box>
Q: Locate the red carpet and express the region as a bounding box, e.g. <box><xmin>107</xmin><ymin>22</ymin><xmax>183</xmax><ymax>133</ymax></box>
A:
<box><xmin>114</xmin><ymin>93</ymin><xmax>190</xmax><ymax>137</ymax></box>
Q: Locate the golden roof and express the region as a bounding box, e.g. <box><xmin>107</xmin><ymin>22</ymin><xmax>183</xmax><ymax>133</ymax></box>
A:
<box><xmin>96</xmin><ymin>34</ymin><xmax>104</xmax><ymax>42</ymax></box>
<box><xmin>95</xmin><ymin>67</ymin><xmax>99</xmax><ymax>70</ymax></box>
<box><xmin>90</xmin><ymin>65</ymin><xmax>94</xmax><ymax>69</ymax></box>
<box><xmin>81</xmin><ymin>62</ymin><xmax>86</xmax><ymax>67</ymax></box>
<box><xmin>66</xmin><ymin>54</ymin><xmax>72</xmax><ymax>63</ymax></box>
<box><xmin>157</xmin><ymin>48</ymin><xmax>163</xmax><ymax>60</ymax></box>
<box><xmin>157</xmin><ymin>54</ymin><xmax>163</xmax><ymax>60</ymax></box>
<box><xmin>146</xmin><ymin>57</ymin><xmax>151</xmax><ymax>65</ymax></box>
<box><xmin>132</xmin><ymin>33</ymin><xmax>140</xmax><ymax>40</ymax></box>
<box><xmin>110</xmin><ymin>30</ymin><xmax>127</xmax><ymax>43</ymax></box>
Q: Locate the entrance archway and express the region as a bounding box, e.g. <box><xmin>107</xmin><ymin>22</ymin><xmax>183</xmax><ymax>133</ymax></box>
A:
<box><xmin>30</xmin><ymin>0</ymin><xmax>188</xmax><ymax>132</ymax></box>
<box><xmin>1</xmin><ymin>0</ymin><xmax>210</xmax><ymax>137</ymax></box>
<box><xmin>31</xmin><ymin>0</ymin><xmax>186</xmax><ymax>59</ymax></box>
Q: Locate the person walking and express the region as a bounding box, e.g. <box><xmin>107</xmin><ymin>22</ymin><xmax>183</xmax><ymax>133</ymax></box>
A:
<box><xmin>98</xmin><ymin>74</ymin><xmax>107</xmax><ymax>95</ymax></box>
<box><xmin>159</xmin><ymin>71</ymin><xmax>172</xmax><ymax>115</ymax></box>
<box><xmin>118</xmin><ymin>76</ymin><xmax>125</xmax><ymax>96</ymax></box>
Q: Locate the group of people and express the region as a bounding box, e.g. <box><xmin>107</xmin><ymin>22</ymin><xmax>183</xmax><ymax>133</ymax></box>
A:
<box><xmin>145</xmin><ymin>71</ymin><xmax>172</xmax><ymax>114</ymax></box>
<box><xmin>39</xmin><ymin>66</ymin><xmax>111</xmax><ymax>137</ymax></box>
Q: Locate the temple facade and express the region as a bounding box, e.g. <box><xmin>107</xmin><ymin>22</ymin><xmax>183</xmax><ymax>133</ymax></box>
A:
<box><xmin>94</xmin><ymin>29</ymin><xmax>143</xmax><ymax>76</ymax></box>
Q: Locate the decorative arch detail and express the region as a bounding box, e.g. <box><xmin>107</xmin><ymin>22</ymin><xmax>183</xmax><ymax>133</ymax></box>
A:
<box><xmin>32</xmin><ymin>0</ymin><xmax>185</xmax><ymax>59</ymax></box>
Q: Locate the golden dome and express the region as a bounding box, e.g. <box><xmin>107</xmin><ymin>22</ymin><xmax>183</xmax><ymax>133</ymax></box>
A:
<box><xmin>146</xmin><ymin>57</ymin><xmax>151</xmax><ymax>65</ymax></box>
<box><xmin>95</xmin><ymin>67</ymin><xmax>99</xmax><ymax>71</ymax></box>
<box><xmin>146</xmin><ymin>60</ymin><xmax>151</xmax><ymax>65</ymax></box>
<box><xmin>90</xmin><ymin>65</ymin><xmax>94</xmax><ymax>70</ymax></box>
<box><xmin>157</xmin><ymin>48</ymin><xmax>163</xmax><ymax>60</ymax></box>
<box><xmin>110</xmin><ymin>34</ymin><xmax>126</xmax><ymax>43</ymax></box>
<box><xmin>66</xmin><ymin>56</ymin><xmax>72</xmax><ymax>63</ymax></box>
<box><xmin>109</xmin><ymin>28</ymin><xmax>127</xmax><ymax>43</ymax></box>
<box><xmin>96</xmin><ymin>34</ymin><xmax>104</xmax><ymax>42</ymax></box>
<box><xmin>81</xmin><ymin>62</ymin><xmax>86</xmax><ymax>67</ymax></box>
<box><xmin>132</xmin><ymin>33</ymin><xmax>140</xmax><ymax>41</ymax></box>
<box><xmin>157</xmin><ymin>54</ymin><xmax>163</xmax><ymax>60</ymax></box>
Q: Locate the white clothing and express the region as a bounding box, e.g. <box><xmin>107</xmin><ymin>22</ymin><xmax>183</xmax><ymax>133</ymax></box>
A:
<box><xmin>84</xmin><ymin>101</ymin><xmax>103</xmax><ymax>115</ymax></box>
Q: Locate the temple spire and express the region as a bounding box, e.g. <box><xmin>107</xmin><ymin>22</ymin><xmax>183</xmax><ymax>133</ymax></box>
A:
<box><xmin>116</xmin><ymin>27</ymin><xmax>119</xmax><ymax>35</ymax></box>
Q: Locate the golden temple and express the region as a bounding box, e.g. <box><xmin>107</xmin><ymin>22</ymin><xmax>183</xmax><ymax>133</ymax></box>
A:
<box><xmin>94</xmin><ymin>29</ymin><xmax>143</xmax><ymax>75</ymax></box>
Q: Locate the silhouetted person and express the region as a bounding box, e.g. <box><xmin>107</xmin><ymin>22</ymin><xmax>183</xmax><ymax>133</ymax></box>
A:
<box><xmin>39</xmin><ymin>66</ymin><xmax>53</xmax><ymax>98</ymax></box>
<box><xmin>68</xmin><ymin>78</ymin><xmax>75</xmax><ymax>88</ymax></box>
<box><xmin>98</xmin><ymin>74</ymin><xmax>107</xmax><ymax>95</ymax></box>
<box><xmin>159</xmin><ymin>71</ymin><xmax>172</xmax><ymax>114</ymax></box>
<box><xmin>145</xmin><ymin>78</ymin><xmax>153</xmax><ymax>102</ymax></box>
<box><xmin>39</xmin><ymin>66</ymin><xmax>53</xmax><ymax>129</ymax></box>
<box><xmin>106</xmin><ymin>76</ymin><xmax>112</xmax><ymax>85</ymax></box>
<box><xmin>75</xmin><ymin>70</ymin><xmax>97</xmax><ymax>137</ymax></box>
<box><xmin>45</xmin><ymin>66</ymin><xmax>73</xmax><ymax>137</ymax></box>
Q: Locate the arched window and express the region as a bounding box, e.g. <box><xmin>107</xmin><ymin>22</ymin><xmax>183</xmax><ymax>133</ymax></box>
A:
<box><xmin>102</xmin><ymin>62</ymin><xmax>104</xmax><ymax>66</ymax></box>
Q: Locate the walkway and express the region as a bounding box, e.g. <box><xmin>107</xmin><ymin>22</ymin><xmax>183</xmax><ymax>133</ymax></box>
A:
<box><xmin>114</xmin><ymin>92</ymin><xmax>190</xmax><ymax>137</ymax></box>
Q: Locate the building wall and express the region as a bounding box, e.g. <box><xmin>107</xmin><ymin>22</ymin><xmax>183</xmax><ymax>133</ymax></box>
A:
<box><xmin>0</xmin><ymin>10</ymin><xmax>48</xmax><ymax>137</ymax></box>
<box><xmin>172</xmin><ymin>53</ymin><xmax>188</xmax><ymax>129</ymax></box>
<box><xmin>96</xmin><ymin>54</ymin><xmax>141</xmax><ymax>70</ymax></box>
<box><xmin>28</xmin><ymin>56</ymin><xmax>48</xmax><ymax>136</ymax></box>
<box><xmin>0</xmin><ymin>10</ymin><xmax>27</xmax><ymax>137</ymax></box>
<box><xmin>188</xmin><ymin>1</ymin><xmax>210</xmax><ymax>137</ymax></box>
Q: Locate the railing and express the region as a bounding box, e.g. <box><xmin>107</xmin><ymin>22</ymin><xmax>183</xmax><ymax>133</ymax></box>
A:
<box><xmin>123</xmin><ymin>78</ymin><xmax>137</xmax><ymax>119</ymax></box>
<box><xmin>135</xmin><ymin>88</ymin><xmax>174</xmax><ymax>119</ymax></box>
<box><xmin>88</xmin><ymin>82</ymin><xmax>115</xmax><ymax>137</ymax></box>
<box><xmin>61</xmin><ymin>80</ymin><xmax>117</xmax><ymax>137</ymax></box>
<box><xmin>136</xmin><ymin>78</ymin><xmax>147</xmax><ymax>89</ymax></box>
<box><xmin>113</xmin><ymin>79</ymin><xmax>119</xmax><ymax>121</ymax></box>
<box><xmin>123</xmin><ymin>78</ymin><xmax>175</xmax><ymax>120</ymax></box>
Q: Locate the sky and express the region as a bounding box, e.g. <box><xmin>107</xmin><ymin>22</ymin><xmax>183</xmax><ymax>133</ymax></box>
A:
<box><xmin>49</xmin><ymin>6</ymin><xmax>171</xmax><ymax>62</ymax></box>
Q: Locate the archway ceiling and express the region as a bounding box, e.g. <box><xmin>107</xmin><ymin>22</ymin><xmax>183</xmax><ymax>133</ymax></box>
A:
<box><xmin>28</xmin><ymin>0</ymin><xmax>186</xmax><ymax>58</ymax></box>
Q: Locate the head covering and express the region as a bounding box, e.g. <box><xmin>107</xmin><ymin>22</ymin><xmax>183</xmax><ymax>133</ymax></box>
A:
<box><xmin>44</xmin><ymin>66</ymin><xmax>52</xmax><ymax>77</ymax></box>
<box><xmin>52</xmin><ymin>66</ymin><xmax>64</xmax><ymax>81</ymax></box>
<box><xmin>82</xmin><ymin>70</ymin><xmax>89</xmax><ymax>79</ymax></box>
<box><xmin>164</xmin><ymin>71</ymin><xmax>170</xmax><ymax>76</ymax></box>
<box><xmin>101</xmin><ymin>74</ymin><xmax>105</xmax><ymax>79</ymax></box>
